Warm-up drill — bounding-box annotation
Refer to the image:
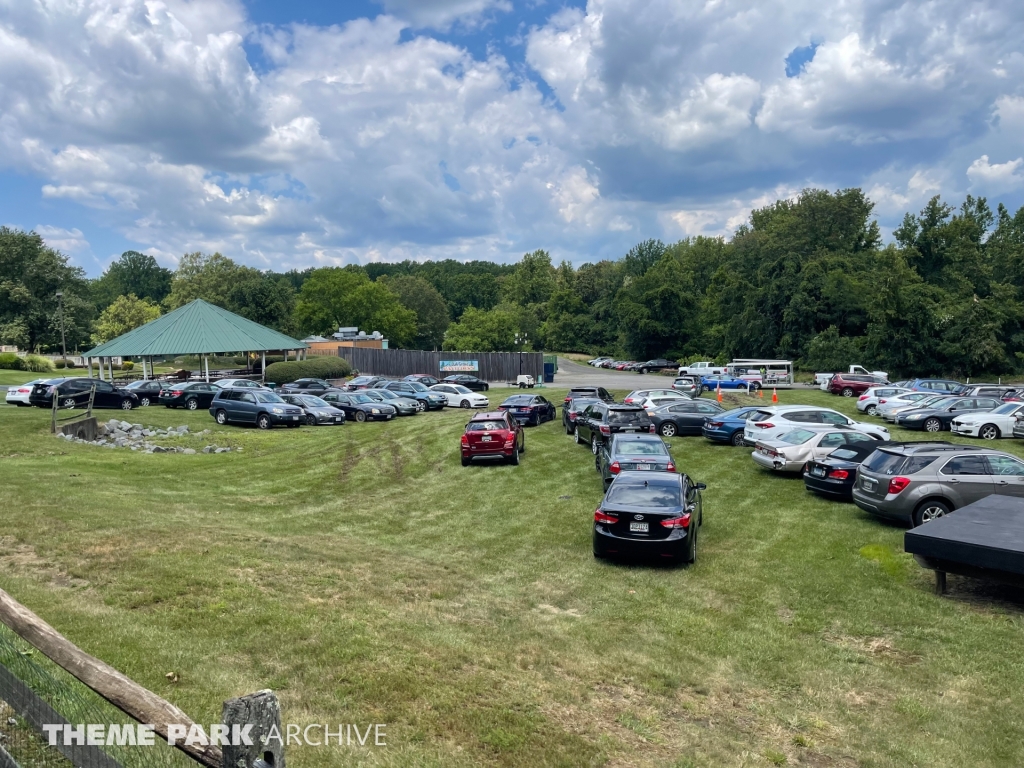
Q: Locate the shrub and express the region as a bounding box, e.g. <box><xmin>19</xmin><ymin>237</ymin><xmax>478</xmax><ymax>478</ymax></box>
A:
<box><xmin>23</xmin><ymin>355</ymin><xmax>54</xmax><ymax>373</ymax></box>
<box><xmin>121</xmin><ymin>361</ymin><xmax>135</xmax><ymax>371</ymax></box>
<box><xmin>0</xmin><ymin>352</ymin><xmax>26</xmax><ymax>370</ymax></box>
<box><xmin>265</xmin><ymin>357</ymin><xmax>353</xmax><ymax>385</ymax></box>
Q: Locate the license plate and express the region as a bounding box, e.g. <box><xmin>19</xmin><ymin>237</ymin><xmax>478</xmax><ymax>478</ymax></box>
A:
<box><xmin>811</xmin><ymin>467</ymin><xmax>826</xmax><ymax>477</ymax></box>
<box><xmin>635</xmin><ymin>464</ymin><xmax>652</xmax><ymax>470</ymax></box>
<box><xmin>481</xmin><ymin>435</ymin><xmax>492</xmax><ymax>442</ymax></box>
<box><xmin>335</xmin><ymin>417</ymin><xmax>342</xmax><ymax>422</ymax></box>
<box><xmin>516</xmin><ymin>408</ymin><xmax>530</xmax><ymax>412</ymax></box>
<box><xmin>292</xmin><ymin>416</ymin><xmax>298</xmax><ymax>420</ymax></box>
<box><xmin>622</xmin><ymin>427</ymin><xmax>638</xmax><ymax>432</ymax></box>
<box><xmin>760</xmin><ymin>448</ymin><xmax>772</xmax><ymax>456</ymax></box>
<box><xmin>629</xmin><ymin>522</ymin><xmax>649</xmax><ymax>533</ymax></box>
<box><xmin>863</xmin><ymin>478</ymin><xmax>876</xmax><ymax>491</ymax></box>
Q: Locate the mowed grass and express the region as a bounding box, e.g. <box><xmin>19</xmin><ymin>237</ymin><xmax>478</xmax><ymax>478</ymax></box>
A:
<box><xmin>3</xmin><ymin>386</ymin><xmax>1024</xmax><ymax>766</ymax></box>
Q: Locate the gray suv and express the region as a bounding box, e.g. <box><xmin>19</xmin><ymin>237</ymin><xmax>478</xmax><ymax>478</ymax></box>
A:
<box><xmin>852</xmin><ymin>443</ymin><xmax>1024</xmax><ymax>526</ymax></box>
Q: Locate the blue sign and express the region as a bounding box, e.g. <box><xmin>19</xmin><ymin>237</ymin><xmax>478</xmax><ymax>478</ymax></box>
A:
<box><xmin>439</xmin><ymin>360</ymin><xmax>479</xmax><ymax>372</ymax></box>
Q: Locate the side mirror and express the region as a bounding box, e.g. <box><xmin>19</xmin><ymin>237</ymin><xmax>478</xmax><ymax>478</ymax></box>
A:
<box><xmin>695</xmin><ymin>482</ymin><xmax>707</xmax><ymax>491</ymax></box>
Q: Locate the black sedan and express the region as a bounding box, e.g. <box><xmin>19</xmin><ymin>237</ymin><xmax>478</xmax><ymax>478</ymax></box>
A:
<box><xmin>344</xmin><ymin>375</ymin><xmax>387</xmax><ymax>391</ymax></box>
<box><xmin>320</xmin><ymin>390</ymin><xmax>396</xmax><ymax>422</ymax></box>
<box><xmin>498</xmin><ymin>394</ymin><xmax>557</xmax><ymax>426</ymax></box>
<box><xmin>29</xmin><ymin>377</ymin><xmax>140</xmax><ymax>410</ymax></box>
<box><xmin>593</xmin><ymin>471</ymin><xmax>704</xmax><ymax>564</ymax></box>
<box><xmin>123</xmin><ymin>379</ymin><xmax>171</xmax><ymax>406</ymax></box>
<box><xmin>159</xmin><ymin>382</ymin><xmax>219</xmax><ymax>410</ymax></box>
<box><xmin>442</xmin><ymin>374</ymin><xmax>489</xmax><ymax>392</ymax></box>
<box><xmin>562</xmin><ymin>396</ymin><xmax>600</xmax><ymax>434</ymax></box>
<box><xmin>280</xmin><ymin>394</ymin><xmax>346</xmax><ymax>425</ymax></box>
<box><xmin>894</xmin><ymin>396</ymin><xmax>1001</xmax><ymax>432</ymax></box>
<box><xmin>596</xmin><ymin>434</ymin><xmax>676</xmax><ymax>490</ymax></box>
<box><xmin>279</xmin><ymin>378</ymin><xmax>334</xmax><ymax>394</ymax></box>
<box><xmin>804</xmin><ymin>440</ymin><xmax>900</xmax><ymax>500</ymax></box>
<box><xmin>648</xmin><ymin>399</ymin><xmax>725</xmax><ymax>437</ymax></box>
<box><xmin>637</xmin><ymin>358</ymin><xmax>678</xmax><ymax>374</ymax></box>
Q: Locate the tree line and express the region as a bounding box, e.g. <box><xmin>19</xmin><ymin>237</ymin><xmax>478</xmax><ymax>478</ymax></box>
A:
<box><xmin>3</xmin><ymin>187</ymin><xmax>1024</xmax><ymax>377</ymax></box>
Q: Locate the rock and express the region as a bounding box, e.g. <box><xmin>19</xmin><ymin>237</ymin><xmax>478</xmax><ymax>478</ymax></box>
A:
<box><xmin>114</xmin><ymin>438</ymin><xmax>128</xmax><ymax>447</ymax></box>
<box><xmin>151</xmin><ymin>446</ymin><xmax>167</xmax><ymax>453</ymax></box>
<box><xmin>203</xmin><ymin>446</ymin><xmax>214</xmax><ymax>454</ymax></box>
<box><xmin>215</xmin><ymin>447</ymin><xmax>229</xmax><ymax>453</ymax></box>
<box><xmin>142</xmin><ymin>429</ymin><xmax>152</xmax><ymax>437</ymax></box>
<box><xmin>131</xmin><ymin>423</ymin><xmax>142</xmax><ymax>430</ymax></box>
<box><xmin>177</xmin><ymin>425</ymin><xmax>189</xmax><ymax>433</ymax></box>
<box><xmin>235</xmin><ymin>447</ymin><xmax>243</xmax><ymax>452</ymax></box>
<box><xmin>182</xmin><ymin>448</ymin><xmax>196</xmax><ymax>455</ymax></box>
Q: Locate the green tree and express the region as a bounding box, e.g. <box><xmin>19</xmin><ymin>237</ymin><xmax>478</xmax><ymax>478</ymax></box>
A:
<box><xmin>226</xmin><ymin>272</ymin><xmax>295</xmax><ymax>332</ymax></box>
<box><xmin>442</xmin><ymin>304</ymin><xmax>532</xmax><ymax>351</ymax></box>
<box><xmin>91</xmin><ymin>294</ymin><xmax>161</xmax><ymax>344</ymax></box>
<box><xmin>164</xmin><ymin>252</ymin><xmax>245</xmax><ymax>309</ymax></box>
<box><xmin>92</xmin><ymin>251</ymin><xmax>172</xmax><ymax>309</ymax></box>
<box><xmin>502</xmin><ymin>250</ymin><xmax>556</xmax><ymax>306</ymax></box>
<box><xmin>384</xmin><ymin>275</ymin><xmax>450</xmax><ymax>350</ymax></box>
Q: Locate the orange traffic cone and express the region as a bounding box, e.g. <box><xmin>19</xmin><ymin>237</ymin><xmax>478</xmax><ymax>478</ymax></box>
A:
<box><xmin>758</xmin><ymin>387</ymin><xmax>764</xmax><ymax>398</ymax></box>
<box><xmin>716</xmin><ymin>381</ymin><xmax>723</xmax><ymax>402</ymax></box>
<box><xmin>771</xmin><ymin>387</ymin><xmax>778</xmax><ymax>403</ymax></box>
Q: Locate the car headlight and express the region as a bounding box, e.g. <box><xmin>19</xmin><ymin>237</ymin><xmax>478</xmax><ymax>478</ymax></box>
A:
<box><xmin>272</xmin><ymin>407</ymin><xmax>283</xmax><ymax>414</ymax></box>
<box><xmin>371</xmin><ymin>408</ymin><xmax>380</xmax><ymax>414</ymax></box>
<box><xmin>905</xmin><ymin>413</ymin><xmax>924</xmax><ymax>420</ymax></box>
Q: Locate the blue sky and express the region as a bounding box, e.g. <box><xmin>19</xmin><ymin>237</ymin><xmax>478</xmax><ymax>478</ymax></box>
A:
<box><xmin>1</xmin><ymin>0</ymin><xmax>1023</xmax><ymax>276</ymax></box>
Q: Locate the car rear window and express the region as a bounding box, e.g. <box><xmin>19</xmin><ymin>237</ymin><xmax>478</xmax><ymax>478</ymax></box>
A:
<box><xmin>614</xmin><ymin>441</ymin><xmax>668</xmax><ymax>456</ymax></box>
<box><xmin>467</xmin><ymin>421</ymin><xmax>506</xmax><ymax>431</ymax></box>
<box><xmin>779</xmin><ymin>429</ymin><xmax>816</xmax><ymax>444</ymax></box>
<box><xmin>608</xmin><ymin>410</ymin><xmax>650</xmax><ymax>425</ymax></box>
<box><xmin>606</xmin><ymin>482</ymin><xmax>682</xmax><ymax>506</ymax></box>
<box><xmin>255</xmin><ymin>392</ymin><xmax>284</xmax><ymax>403</ymax></box>
<box><xmin>828</xmin><ymin>447</ymin><xmax>863</xmax><ymax>461</ymax></box>
<box><xmin>862</xmin><ymin>451</ymin><xmax>937</xmax><ymax>475</ymax></box>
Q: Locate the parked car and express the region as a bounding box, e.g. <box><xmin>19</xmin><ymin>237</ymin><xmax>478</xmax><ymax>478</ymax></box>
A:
<box><xmin>319</xmin><ymin>391</ymin><xmax>397</xmax><ymax>422</ymax></box>
<box><xmin>880</xmin><ymin>393</ymin><xmax>950</xmax><ymax>422</ymax></box>
<box><xmin>344</xmin><ymin>375</ymin><xmax>387</xmax><ymax>390</ymax></box>
<box><xmin>574</xmin><ymin>403</ymin><xmax>655</xmax><ymax>453</ymax></box>
<box><xmin>623</xmin><ymin>388</ymin><xmax>684</xmax><ymax>406</ymax></box>
<box><xmin>743</xmin><ymin>405</ymin><xmax>890</xmax><ymax>444</ymax></box>
<box><xmin>159</xmin><ymin>382</ymin><xmax>219</xmax><ymax>410</ymax></box>
<box><xmin>699</xmin><ymin>374</ymin><xmax>760</xmax><ymax>393</ymax></box>
<box><xmin>701</xmin><ymin>406</ymin><xmax>764</xmax><ymax>446</ymax></box>
<box><xmin>429</xmin><ymin>383</ymin><xmax>490</xmax><ymax>409</ymax></box>
<box><xmin>588</xmin><ymin>357</ymin><xmax>612</xmax><ymax>367</ymax></box>
<box><xmin>904</xmin><ymin>378</ymin><xmax>962</xmax><ymax>393</ymax></box>
<box><xmin>360</xmin><ymin>388</ymin><xmax>420</xmax><ymax>416</ymax></box>
<box><xmin>752</xmin><ymin>427</ymin><xmax>879</xmax><ymax>473</ymax></box>
<box><xmin>4</xmin><ymin>378</ymin><xmax>45</xmax><ymax>407</ymax></box>
<box><xmin>678</xmin><ymin>361</ymin><xmax>726</xmax><ymax>376</ymax></box>
<box><xmin>123</xmin><ymin>379</ymin><xmax>172</xmax><ymax>406</ymax></box>
<box><xmin>856</xmin><ymin>386</ymin><xmax>912</xmax><ymax>416</ymax></box>
<box><xmin>953</xmin><ymin>384</ymin><xmax>1019</xmax><ymax>399</ymax></box>
<box><xmin>829</xmin><ymin>373</ymin><xmax>888</xmax><ymax>397</ymax></box>
<box><xmin>672</xmin><ymin>376</ymin><xmax>700</xmax><ymax>397</ymax></box>
<box><xmin>803</xmin><ymin>441</ymin><xmax>908</xmax><ymax>500</ymax></box>
<box><xmin>373</xmin><ymin>380</ymin><xmax>446</xmax><ymax>410</ymax></box>
<box><xmin>636</xmin><ymin>358</ymin><xmax>677</xmax><ymax>374</ymax></box>
<box><xmin>212</xmin><ymin>378</ymin><xmax>265</xmax><ymax>390</ymax></box>
<box><xmin>593</xmin><ymin>471</ymin><xmax>704</xmax><ymax>563</ymax></box>
<box><xmin>648</xmin><ymin>399</ymin><xmax>725</xmax><ymax>437</ymax></box>
<box><xmin>894</xmin><ymin>396</ymin><xmax>1001</xmax><ymax>432</ymax></box>
<box><xmin>950</xmin><ymin>402</ymin><xmax>1024</xmax><ymax>440</ymax></box>
<box><xmin>639</xmin><ymin>395</ymin><xmax>691</xmax><ymax>411</ymax></box>
<box><xmin>442</xmin><ymin>374</ymin><xmax>489</xmax><ymax>391</ymax></box>
<box><xmin>404</xmin><ymin>374</ymin><xmax>441</xmax><ymax>387</ymax></box>
<box><xmin>597</xmin><ymin>434</ymin><xmax>676</xmax><ymax>489</ymax></box>
<box><xmin>29</xmin><ymin>377</ymin><xmax>140</xmax><ymax>410</ymax></box>
<box><xmin>562</xmin><ymin>396</ymin><xmax>601</xmax><ymax>435</ymax></box>
<box><xmin>209</xmin><ymin>388</ymin><xmax>304</xmax><ymax>429</ymax></box>
<box><xmin>852</xmin><ymin>443</ymin><xmax>1024</xmax><ymax>526</ymax></box>
<box><xmin>279</xmin><ymin>393</ymin><xmax>347</xmax><ymax>425</ymax></box>
<box><xmin>461</xmin><ymin>410</ymin><xmax>524</xmax><ymax>466</ymax></box>
<box><xmin>278</xmin><ymin>378</ymin><xmax>334</xmax><ymax>394</ymax></box>
<box><xmin>563</xmin><ymin>386</ymin><xmax>615</xmax><ymax>408</ymax></box>
<box><xmin>498</xmin><ymin>394</ymin><xmax>557</xmax><ymax>426</ymax></box>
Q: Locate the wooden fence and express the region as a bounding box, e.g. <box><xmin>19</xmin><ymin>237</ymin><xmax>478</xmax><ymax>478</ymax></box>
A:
<box><xmin>333</xmin><ymin>348</ymin><xmax>544</xmax><ymax>383</ymax></box>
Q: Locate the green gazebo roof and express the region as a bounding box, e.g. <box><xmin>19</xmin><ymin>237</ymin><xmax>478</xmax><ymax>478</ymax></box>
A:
<box><xmin>83</xmin><ymin>299</ymin><xmax>307</xmax><ymax>358</ymax></box>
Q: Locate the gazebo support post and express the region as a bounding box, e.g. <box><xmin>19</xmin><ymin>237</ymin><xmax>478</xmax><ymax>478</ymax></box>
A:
<box><xmin>261</xmin><ymin>351</ymin><xmax>266</xmax><ymax>383</ymax></box>
<box><xmin>87</xmin><ymin>357</ymin><xmax>93</xmax><ymax>379</ymax></box>
<box><xmin>204</xmin><ymin>355</ymin><xmax>209</xmax><ymax>383</ymax></box>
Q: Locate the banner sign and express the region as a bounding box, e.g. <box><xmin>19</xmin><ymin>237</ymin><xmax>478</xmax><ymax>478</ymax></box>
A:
<box><xmin>439</xmin><ymin>360</ymin><xmax>479</xmax><ymax>372</ymax></box>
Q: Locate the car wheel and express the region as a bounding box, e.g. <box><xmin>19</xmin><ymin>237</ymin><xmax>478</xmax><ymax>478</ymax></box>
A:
<box><xmin>980</xmin><ymin>423</ymin><xmax>1000</xmax><ymax>440</ymax></box>
<box><xmin>701</xmin><ymin>385</ymin><xmax>710</xmax><ymax>393</ymax></box>
<box><xmin>257</xmin><ymin>413</ymin><xmax>272</xmax><ymax>430</ymax></box>
<box><xmin>460</xmin><ymin>399</ymin><xmax>470</xmax><ymax>409</ymax></box>
<box><xmin>750</xmin><ymin>382</ymin><xmax>761</xmax><ymax>391</ymax></box>
<box><xmin>61</xmin><ymin>397</ymin><xmax>76</xmax><ymax>409</ymax></box>
<box><xmin>640</xmin><ymin>368</ymin><xmax>648</xmax><ymax>374</ymax></box>
<box><xmin>574</xmin><ymin>426</ymin><xmax>583</xmax><ymax>445</ymax></box>
<box><xmin>565</xmin><ymin>421</ymin><xmax>573</xmax><ymax>435</ymax></box>
<box><xmin>924</xmin><ymin>417</ymin><xmax>942</xmax><ymax>432</ymax></box>
<box><xmin>215</xmin><ymin>410</ymin><xmax>228</xmax><ymax>425</ymax></box>
<box><xmin>355</xmin><ymin>411</ymin><xmax>367</xmax><ymax>423</ymax></box>
<box><xmin>731</xmin><ymin>430</ymin><xmax>745</xmax><ymax>446</ymax></box>
<box><xmin>841</xmin><ymin>387</ymin><xmax>854</xmax><ymax>397</ymax></box>
<box><xmin>140</xmin><ymin>396</ymin><xmax>151</xmax><ymax>407</ymax></box>
<box><xmin>519</xmin><ymin>383</ymin><xmax>526</xmax><ymax>389</ymax></box>
<box><xmin>687</xmin><ymin>527</ymin><xmax>698</xmax><ymax>565</ymax></box>
<box><xmin>659</xmin><ymin>422</ymin><xmax>677</xmax><ymax>437</ymax></box>
<box><xmin>914</xmin><ymin>499</ymin><xmax>951</xmax><ymax>526</ymax></box>
<box><xmin>520</xmin><ymin>437</ymin><xmax>526</xmax><ymax>453</ymax></box>
<box><xmin>120</xmin><ymin>398</ymin><xmax>133</xmax><ymax>410</ymax></box>
<box><xmin>484</xmin><ymin>384</ymin><xmax>489</xmax><ymax>391</ymax></box>
<box><xmin>591</xmin><ymin>437</ymin><xmax>599</xmax><ymax>455</ymax></box>
<box><xmin>866</xmin><ymin>405</ymin><xmax>877</xmax><ymax>416</ymax></box>
<box><xmin>461</xmin><ymin>456</ymin><xmax>471</xmax><ymax>467</ymax></box>
<box><xmin>307</xmin><ymin>414</ymin><xmax>317</xmax><ymax>426</ymax></box>
<box><xmin>186</xmin><ymin>399</ymin><xmax>198</xmax><ymax>411</ymax></box>
<box><xmin>416</xmin><ymin>401</ymin><xmax>426</xmax><ymax>412</ymax></box>
<box><xmin>509</xmin><ymin>445</ymin><xmax>520</xmax><ymax>466</ymax></box>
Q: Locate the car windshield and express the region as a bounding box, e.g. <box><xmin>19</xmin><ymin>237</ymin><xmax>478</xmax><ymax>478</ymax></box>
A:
<box><xmin>254</xmin><ymin>392</ymin><xmax>284</xmax><ymax>403</ymax></box>
<box><xmin>992</xmin><ymin>403</ymin><xmax>1021</xmax><ymax>415</ymax></box>
<box><xmin>302</xmin><ymin>396</ymin><xmax>329</xmax><ymax>407</ymax></box>
<box><xmin>467</xmin><ymin>421</ymin><xmax>506</xmax><ymax>431</ymax></box>
<box><xmin>350</xmin><ymin>393</ymin><xmax>374</xmax><ymax>404</ymax></box>
<box><xmin>607</xmin><ymin>410</ymin><xmax>647</xmax><ymax>424</ymax></box>
<box><xmin>408</xmin><ymin>382</ymin><xmax>429</xmax><ymax>392</ymax></box>
<box><xmin>349</xmin><ymin>377</ymin><xmax>372</xmax><ymax>385</ymax></box>
<box><xmin>451</xmin><ymin>385</ymin><xmax>472</xmax><ymax>394</ymax></box>
<box><xmin>374</xmin><ymin>390</ymin><xmax>399</xmax><ymax>399</ymax></box>
<box><xmin>606</xmin><ymin>482</ymin><xmax>682</xmax><ymax>506</ymax></box>
<box><xmin>614</xmin><ymin>441</ymin><xmax>668</xmax><ymax>456</ymax></box>
<box><xmin>779</xmin><ymin>429</ymin><xmax>817</xmax><ymax>444</ymax></box>
<box><xmin>913</xmin><ymin>396</ymin><xmax>950</xmax><ymax>408</ymax></box>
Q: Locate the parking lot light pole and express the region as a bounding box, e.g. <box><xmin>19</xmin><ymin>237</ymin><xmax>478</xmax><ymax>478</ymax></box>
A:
<box><xmin>515</xmin><ymin>332</ymin><xmax>527</xmax><ymax>378</ymax></box>
<box><xmin>55</xmin><ymin>290</ymin><xmax>67</xmax><ymax>364</ymax></box>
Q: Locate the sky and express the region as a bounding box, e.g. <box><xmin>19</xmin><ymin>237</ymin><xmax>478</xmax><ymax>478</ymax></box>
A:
<box><xmin>1</xmin><ymin>0</ymin><xmax>1023</xmax><ymax>277</ymax></box>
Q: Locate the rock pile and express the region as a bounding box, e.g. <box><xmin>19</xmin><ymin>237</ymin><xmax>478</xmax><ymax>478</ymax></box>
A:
<box><xmin>55</xmin><ymin>419</ymin><xmax>239</xmax><ymax>454</ymax></box>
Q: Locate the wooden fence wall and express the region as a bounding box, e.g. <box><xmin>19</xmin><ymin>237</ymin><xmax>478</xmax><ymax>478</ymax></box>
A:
<box><xmin>335</xmin><ymin>347</ymin><xmax>545</xmax><ymax>383</ymax></box>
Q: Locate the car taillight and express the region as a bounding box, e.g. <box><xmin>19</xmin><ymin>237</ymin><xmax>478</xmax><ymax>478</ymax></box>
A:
<box><xmin>828</xmin><ymin>469</ymin><xmax>850</xmax><ymax>480</ymax></box>
<box><xmin>461</xmin><ymin>434</ymin><xmax>469</xmax><ymax>446</ymax></box>
<box><xmin>594</xmin><ymin>509</ymin><xmax>618</xmax><ymax>524</ymax></box>
<box><xmin>888</xmin><ymin>476</ymin><xmax>911</xmax><ymax>494</ymax></box>
<box><xmin>878</xmin><ymin>399</ymin><xmax>886</xmax><ymax>404</ymax></box>
<box><xmin>858</xmin><ymin>395</ymin><xmax>869</xmax><ymax>400</ymax></box>
<box><xmin>649</xmin><ymin>424</ymin><xmax>656</xmax><ymax>433</ymax></box>
<box><xmin>754</xmin><ymin>422</ymin><xmax>774</xmax><ymax>429</ymax></box>
<box><xmin>599</xmin><ymin>425</ymin><xmax>611</xmax><ymax>435</ymax></box>
<box><xmin>170</xmin><ymin>390</ymin><xmax>183</xmax><ymax>396</ymax></box>
<box><xmin>660</xmin><ymin>514</ymin><xmax>691</xmax><ymax>529</ymax></box>
<box><xmin>707</xmin><ymin>421</ymin><xmax>723</xmax><ymax>428</ymax></box>
<box><xmin>666</xmin><ymin>461</ymin><xmax>676</xmax><ymax>472</ymax></box>
<box><xmin>569</xmin><ymin>411</ymin><xmax>577</xmax><ymax>419</ymax></box>
<box><xmin>609</xmin><ymin>461</ymin><xmax>621</xmax><ymax>474</ymax></box>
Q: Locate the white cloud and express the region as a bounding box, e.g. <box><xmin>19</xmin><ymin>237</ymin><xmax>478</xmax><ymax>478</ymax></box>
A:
<box><xmin>33</xmin><ymin>225</ymin><xmax>90</xmax><ymax>256</ymax></box>
<box><xmin>967</xmin><ymin>155</ymin><xmax>1024</xmax><ymax>194</ymax></box>
<box><xmin>375</xmin><ymin>0</ymin><xmax>511</xmax><ymax>30</ymax></box>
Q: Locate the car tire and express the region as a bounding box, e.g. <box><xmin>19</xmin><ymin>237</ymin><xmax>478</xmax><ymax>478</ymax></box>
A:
<box><xmin>416</xmin><ymin>401</ymin><xmax>426</xmax><ymax>412</ymax></box>
<box><xmin>660</xmin><ymin>422</ymin><xmax>677</xmax><ymax>437</ymax></box>
<box><xmin>924</xmin><ymin>417</ymin><xmax>942</xmax><ymax>432</ymax></box>
<box><xmin>591</xmin><ymin>436</ymin><xmax>599</xmax><ymax>455</ymax></box>
<box><xmin>866</xmin><ymin>405</ymin><xmax>877</xmax><ymax>416</ymax></box>
<box><xmin>980</xmin><ymin>423</ymin><xmax>1000</xmax><ymax>440</ymax></box>
<box><xmin>519</xmin><ymin>383</ymin><xmax>526</xmax><ymax>389</ymax></box>
<box><xmin>687</xmin><ymin>528</ymin><xmax>698</xmax><ymax>565</ymax></box>
<box><xmin>61</xmin><ymin>397</ymin><xmax>76</xmax><ymax>409</ymax></box>
<box><xmin>701</xmin><ymin>385</ymin><xmax>710</xmax><ymax>393</ymax></box>
<box><xmin>460</xmin><ymin>399</ymin><xmax>470</xmax><ymax>409</ymax></box>
<box><xmin>640</xmin><ymin>368</ymin><xmax>648</xmax><ymax>374</ymax></box>
<box><xmin>355</xmin><ymin>411</ymin><xmax>367</xmax><ymax>423</ymax></box>
<box><xmin>120</xmin><ymin>398</ymin><xmax>133</xmax><ymax>410</ymax></box>
<box><xmin>140</xmin><ymin>396</ymin><xmax>151</xmax><ymax>407</ymax></box>
<box><xmin>186</xmin><ymin>399</ymin><xmax>198</xmax><ymax>411</ymax></box>
<box><xmin>257</xmin><ymin>413</ymin><xmax>272</xmax><ymax>430</ymax></box>
<box><xmin>307</xmin><ymin>414</ymin><xmax>317</xmax><ymax>426</ymax></box>
<box><xmin>565</xmin><ymin>421</ymin><xmax>573</xmax><ymax>435</ymax></box>
<box><xmin>842</xmin><ymin>387</ymin><xmax>854</xmax><ymax>397</ymax></box>
<box><xmin>461</xmin><ymin>456</ymin><xmax>470</xmax><ymax>467</ymax></box>
<box><xmin>914</xmin><ymin>499</ymin><xmax>951</xmax><ymax>527</ymax></box>
<box><xmin>750</xmin><ymin>382</ymin><xmax>761</xmax><ymax>391</ymax></box>
<box><xmin>574</xmin><ymin>426</ymin><xmax>583</xmax><ymax>445</ymax></box>
<box><xmin>520</xmin><ymin>437</ymin><xmax>526</xmax><ymax>453</ymax></box>
<box><xmin>215</xmin><ymin>410</ymin><xmax>228</xmax><ymax>425</ymax></box>
<box><xmin>731</xmin><ymin>430</ymin><xmax>745</xmax><ymax>446</ymax></box>
<box><xmin>509</xmin><ymin>445</ymin><xmax>520</xmax><ymax>466</ymax></box>
<box><xmin>484</xmin><ymin>384</ymin><xmax>489</xmax><ymax>391</ymax></box>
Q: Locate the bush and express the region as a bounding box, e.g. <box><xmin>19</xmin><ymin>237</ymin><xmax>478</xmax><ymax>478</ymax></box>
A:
<box><xmin>23</xmin><ymin>355</ymin><xmax>54</xmax><ymax>373</ymax></box>
<box><xmin>0</xmin><ymin>352</ymin><xmax>26</xmax><ymax>370</ymax></box>
<box><xmin>53</xmin><ymin>359</ymin><xmax>77</xmax><ymax>369</ymax></box>
<box><xmin>265</xmin><ymin>357</ymin><xmax>353</xmax><ymax>385</ymax></box>
<box><xmin>121</xmin><ymin>361</ymin><xmax>135</xmax><ymax>371</ymax></box>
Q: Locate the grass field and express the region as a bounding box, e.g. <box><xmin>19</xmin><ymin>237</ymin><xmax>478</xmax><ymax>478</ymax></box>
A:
<box><xmin>3</xmin><ymin>385</ymin><xmax>1024</xmax><ymax>767</ymax></box>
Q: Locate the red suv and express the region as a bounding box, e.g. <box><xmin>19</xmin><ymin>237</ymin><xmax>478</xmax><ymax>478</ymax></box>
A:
<box><xmin>829</xmin><ymin>373</ymin><xmax>887</xmax><ymax>397</ymax></box>
<box><xmin>461</xmin><ymin>411</ymin><xmax>525</xmax><ymax>466</ymax></box>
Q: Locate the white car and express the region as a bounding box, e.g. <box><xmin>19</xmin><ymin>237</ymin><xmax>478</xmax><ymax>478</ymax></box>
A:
<box><xmin>429</xmin><ymin>383</ymin><xmax>489</xmax><ymax>409</ymax></box>
<box><xmin>4</xmin><ymin>379</ymin><xmax>45</xmax><ymax>407</ymax></box>
<box><xmin>588</xmin><ymin>357</ymin><xmax>612</xmax><ymax>367</ymax></box>
<box><xmin>856</xmin><ymin>386</ymin><xmax>912</xmax><ymax>416</ymax></box>
<box><xmin>880</xmin><ymin>393</ymin><xmax>950</xmax><ymax>422</ymax></box>
<box><xmin>950</xmin><ymin>402</ymin><xmax>1024</xmax><ymax>440</ymax></box>
<box><xmin>213</xmin><ymin>378</ymin><xmax>266</xmax><ymax>389</ymax></box>
<box><xmin>744</xmin><ymin>404</ymin><xmax>890</xmax><ymax>444</ymax></box>
<box><xmin>752</xmin><ymin>426</ymin><xmax>880</xmax><ymax>473</ymax></box>
<box><xmin>623</xmin><ymin>388</ymin><xmax>686</xmax><ymax>406</ymax></box>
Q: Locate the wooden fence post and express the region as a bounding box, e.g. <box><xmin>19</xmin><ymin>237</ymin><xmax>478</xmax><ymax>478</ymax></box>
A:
<box><xmin>222</xmin><ymin>690</ymin><xmax>285</xmax><ymax>768</ymax></box>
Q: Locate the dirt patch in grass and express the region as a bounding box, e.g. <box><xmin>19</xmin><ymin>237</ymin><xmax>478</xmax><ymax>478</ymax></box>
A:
<box><xmin>0</xmin><ymin>536</ymin><xmax>89</xmax><ymax>588</ymax></box>
<box><xmin>823</xmin><ymin>629</ymin><xmax>921</xmax><ymax>666</ymax></box>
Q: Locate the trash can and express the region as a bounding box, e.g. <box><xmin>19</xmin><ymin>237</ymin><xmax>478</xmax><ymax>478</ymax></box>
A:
<box><xmin>543</xmin><ymin>362</ymin><xmax>555</xmax><ymax>383</ymax></box>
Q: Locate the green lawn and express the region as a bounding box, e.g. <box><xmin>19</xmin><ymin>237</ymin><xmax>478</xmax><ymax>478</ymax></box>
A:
<box><xmin>2</xmin><ymin>387</ymin><xmax>1024</xmax><ymax>767</ymax></box>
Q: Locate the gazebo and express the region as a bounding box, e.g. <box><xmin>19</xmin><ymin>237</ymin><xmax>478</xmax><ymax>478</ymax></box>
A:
<box><xmin>82</xmin><ymin>299</ymin><xmax>308</xmax><ymax>382</ymax></box>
